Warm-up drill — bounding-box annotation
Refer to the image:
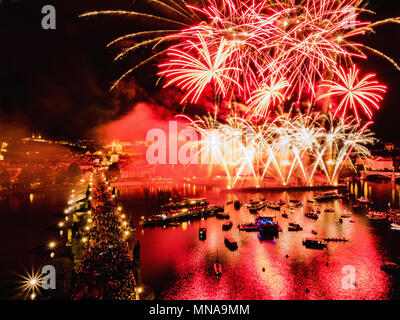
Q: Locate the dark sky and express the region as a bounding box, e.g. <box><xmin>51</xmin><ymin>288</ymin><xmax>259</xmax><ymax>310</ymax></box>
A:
<box><xmin>0</xmin><ymin>0</ymin><xmax>400</xmax><ymax>142</ymax></box>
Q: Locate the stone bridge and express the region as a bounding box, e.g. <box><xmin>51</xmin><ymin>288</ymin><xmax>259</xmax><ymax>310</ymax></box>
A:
<box><xmin>360</xmin><ymin>170</ymin><xmax>400</xmax><ymax>182</ymax></box>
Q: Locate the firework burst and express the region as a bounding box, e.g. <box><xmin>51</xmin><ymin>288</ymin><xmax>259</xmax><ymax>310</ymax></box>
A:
<box><xmin>317</xmin><ymin>65</ymin><xmax>387</xmax><ymax>120</ymax></box>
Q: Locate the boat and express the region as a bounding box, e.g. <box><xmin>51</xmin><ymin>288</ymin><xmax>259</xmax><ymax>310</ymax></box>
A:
<box><xmin>305</xmin><ymin>212</ymin><xmax>318</xmax><ymax>220</ymax></box>
<box><xmin>357</xmin><ymin>196</ymin><xmax>373</xmax><ymax>204</ymax></box>
<box><xmin>315</xmin><ymin>191</ymin><xmax>341</xmax><ymax>202</ymax></box>
<box><xmin>307</xmin><ymin>199</ymin><xmax>314</xmax><ymax>204</ymax></box>
<box><xmin>216</xmin><ymin>212</ymin><xmax>230</xmax><ymax>219</ymax></box>
<box><xmin>302</xmin><ymin>238</ymin><xmax>327</xmax><ymax>249</ymax></box>
<box><xmin>312</xmin><ymin>230</ymin><xmax>318</xmax><ymax>235</ymax></box>
<box><xmin>226</xmin><ymin>200</ymin><xmax>233</xmax><ymax>205</ymax></box>
<box><xmin>341</xmin><ymin>211</ymin><xmax>352</xmax><ymax>218</ymax></box>
<box><xmin>234</xmin><ymin>200</ymin><xmax>243</xmax><ymax>210</ymax></box>
<box><xmin>289</xmin><ymin>199</ymin><xmax>300</xmax><ymax>204</ymax></box>
<box><xmin>256</xmin><ymin>215</ymin><xmax>280</xmax><ymax>235</ymax></box>
<box><xmin>282</xmin><ymin>212</ymin><xmax>289</xmax><ymax>218</ymax></box>
<box><xmin>323</xmin><ymin>237</ymin><xmax>349</xmax><ymax>242</ymax></box>
<box><xmin>390</xmin><ymin>223</ymin><xmax>400</xmax><ymax>230</ymax></box>
<box><xmin>238</xmin><ymin>223</ymin><xmax>258</xmax><ymax>231</ymax></box>
<box><xmin>289</xmin><ymin>208</ymin><xmax>295</xmax><ymax>213</ymax></box>
<box><xmin>142</xmin><ymin>200</ymin><xmax>224</xmax><ymax>227</ymax></box>
<box><xmin>316</xmin><ymin>207</ymin><xmax>321</xmax><ymax>213</ymax></box>
<box><xmin>339</xmin><ymin>218</ymin><xmax>343</xmax><ymax>223</ymax></box>
<box><xmin>224</xmin><ymin>236</ymin><xmax>238</xmax><ymax>250</ymax></box>
<box><xmin>267</xmin><ymin>202</ymin><xmax>281</xmax><ymax>211</ymax></box>
<box><xmin>168</xmin><ymin>222</ymin><xmax>181</xmax><ymax>227</ymax></box>
<box><xmin>247</xmin><ymin>199</ymin><xmax>269</xmax><ymax>213</ymax></box>
<box><xmin>381</xmin><ymin>261</ymin><xmax>400</xmax><ymax>273</ymax></box>
<box><xmin>325</xmin><ymin>208</ymin><xmax>335</xmax><ymax>213</ymax></box>
<box><xmin>199</xmin><ymin>227</ymin><xmax>207</xmax><ymax>240</ymax></box>
<box><xmin>222</xmin><ymin>221</ymin><xmax>233</xmax><ymax>231</ymax></box>
<box><xmin>350</xmin><ymin>219</ymin><xmax>356</xmax><ymax>223</ymax></box>
<box><xmin>214</xmin><ymin>252</ymin><xmax>222</xmax><ymax>277</ymax></box>
<box><xmin>278</xmin><ymin>199</ymin><xmax>286</xmax><ymax>206</ymax></box>
<box><xmin>366</xmin><ymin>211</ymin><xmax>388</xmax><ymax>221</ymax></box>
<box><xmin>288</xmin><ymin>223</ymin><xmax>303</xmax><ymax>231</ymax></box>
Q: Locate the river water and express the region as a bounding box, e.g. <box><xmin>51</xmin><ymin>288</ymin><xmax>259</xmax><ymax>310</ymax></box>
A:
<box><xmin>1</xmin><ymin>181</ymin><xmax>400</xmax><ymax>300</ymax></box>
<box><xmin>120</xmin><ymin>181</ymin><xmax>400</xmax><ymax>300</ymax></box>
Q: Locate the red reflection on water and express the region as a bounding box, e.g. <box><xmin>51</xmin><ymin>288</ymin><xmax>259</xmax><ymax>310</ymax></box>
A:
<box><xmin>124</xmin><ymin>184</ymin><xmax>396</xmax><ymax>300</ymax></box>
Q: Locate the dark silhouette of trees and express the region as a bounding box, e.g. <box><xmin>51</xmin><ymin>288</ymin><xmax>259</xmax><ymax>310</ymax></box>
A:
<box><xmin>106</xmin><ymin>162</ymin><xmax>121</xmax><ymax>181</ymax></box>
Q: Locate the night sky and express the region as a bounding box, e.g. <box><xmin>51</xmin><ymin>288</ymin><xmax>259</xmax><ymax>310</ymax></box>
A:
<box><xmin>0</xmin><ymin>0</ymin><xmax>399</xmax><ymax>141</ymax></box>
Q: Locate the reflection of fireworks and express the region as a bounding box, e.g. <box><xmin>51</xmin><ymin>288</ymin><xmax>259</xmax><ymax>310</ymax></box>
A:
<box><xmin>317</xmin><ymin>65</ymin><xmax>387</xmax><ymax>121</ymax></box>
<box><xmin>184</xmin><ymin>113</ymin><xmax>375</xmax><ymax>188</ymax></box>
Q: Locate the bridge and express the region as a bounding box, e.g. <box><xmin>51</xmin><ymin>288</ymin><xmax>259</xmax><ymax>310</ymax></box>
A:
<box><xmin>360</xmin><ymin>170</ymin><xmax>400</xmax><ymax>182</ymax></box>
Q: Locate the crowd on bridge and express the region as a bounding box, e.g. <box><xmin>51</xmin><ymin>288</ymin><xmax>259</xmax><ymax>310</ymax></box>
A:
<box><xmin>71</xmin><ymin>171</ymin><xmax>137</xmax><ymax>300</ymax></box>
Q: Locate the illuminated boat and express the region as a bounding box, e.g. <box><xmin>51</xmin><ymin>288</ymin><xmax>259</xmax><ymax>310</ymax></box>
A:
<box><xmin>390</xmin><ymin>223</ymin><xmax>400</xmax><ymax>230</ymax></box>
<box><xmin>302</xmin><ymin>238</ymin><xmax>327</xmax><ymax>250</ymax></box>
<box><xmin>366</xmin><ymin>211</ymin><xmax>387</xmax><ymax>221</ymax></box>
<box><xmin>256</xmin><ymin>215</ymin><xmax>279</xmax><ymax>235</ymax></box>
<box><xmin>315</xmin><ymin>191</ymin><xmax>341</xmax><ymax>201</ymax></box>
<box><xmin>224</xmin><ymin>236</ymin><xmax>238</xmax><ymax>250</ymax></box>
<box><xmin>341</xmin><ymin>210</ymin><xmax>352</xmax><ymax>218</ymax></box>
<box><xmin>325</xmin><ymin>208</ymin><xmax>335</xmax><ymax>212</ymax></box>
<box><xmin>247</xmin><ymin>199</ymin><xmax>268</xmax><ymax>213</ymax></box>
<box><xmin>357</xmin><ymin>196</ymin><xmax>373</xmax><ymax>204</ymax></box>
<box><xmin>199</xmin><ymin>227</ymin><xmax>207</xmax><ymax>240</ymax></box>
<box><xmin>267</xmin><ymin>202</ymin><xmax>281</xmax><ymax>211</ymax></box>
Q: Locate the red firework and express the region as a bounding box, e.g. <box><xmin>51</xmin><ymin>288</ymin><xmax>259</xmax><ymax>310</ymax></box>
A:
<box><xmin>317</xmin><ymin>65</ymin><xmax>387</xmax><ymax>121</ymax></box>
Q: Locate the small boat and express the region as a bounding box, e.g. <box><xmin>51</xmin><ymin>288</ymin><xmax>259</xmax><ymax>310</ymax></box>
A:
<box><xmin>312</xmin><ymin>230</ymin><xmax>318</xmax><ymax>235</ymax></box>
<box><xmin>305</xmin><ymin>212</ymin><xmax>318</xmax><ymax>220</ymax></box>
<box><xmin>247</xmin><ymin>199</ymin><xmax>268</xmax><ymax>213</ymax></box>
<box><xmin>267</xmin><ymin>202</ymin><xmax>281</xmax><ymax>211</ymax></box>
<box><xmin>339</xmin><ymin>218</ymin><xmax>343</xmax><ymax>224</ymax></box>
<box><xmin>357</xmin><ymin>196</ymin><xmax>373</xmax><ymax>204</ymax></box>
<box><xmin>226</xmin><ymin>200</ymin><xmax>233</xmax><ymax>205</ymax></box>
<box><xmin>278</xmin><ymin>199</ymin><xmax>286</xmax><ymax>206</ymax></box>
<box><xmin>214</xmin><ymin>252</ymin><xmax>222</xmax><ymax>277</ymax></box>
<box><xmin>341</xmin><ymin>211</ymin><xmax>352</xmax><ymax>218</ymax></box>
<box><xmin>307</xmin><ymin>199</ymin><xmax>314</xmax><ymax>204</ymax></box>
<box><xmin>222</xmin><ymin>221</ymin><xmax>233</xmax><ymax>231</ymax></box>
<box><xmin>353</xmin><ymin>204</ymin><xmax>362</xmax><ymax>209</ymax></box>
<box><xmin>302</xmin><ymin>238</ymin><xmax>327</xmax><ymax>250</ymax></box>
<box><xmin>216</xmin><ymin>212</ymin><xmax>230</xmax><ymax>219</ymax></box>
<box><xmin>289</xmin><ymin>199</ymin><xmax>300</xmax><ymax>204</ymax></box>
<box><xmin>381</xmin><ymin>261</ymin><xmax>400</xmax><ymax>273</ymax></box>
<box><xmin>366</xmin><ymin>211</ymin><xmax>388</xmax><ymax>221</ymax></box>
<box><xmin>350</xmin><ymin>219</ymin><xmax>356</xmax><ymax>223</ymax></box>
<box><xmin>325</xmin><ymin>208</ymin><xmax>335</xmax><ymax>213</ymax></box>
<box><xmin>282</xmin><ymin>212</ymin><xmax>289</xmax><ymax>218</ymax></box>
<box><xmin>224</xmin><ymin>236</ymin><xmax>238</xmax><ymax>250</ymax></box>
<box><xmin>323</xmin><ymin>237</ymin><xmax>349</xmax><ymax>242</ymax></box>
<box><xmin>316</xmin><ymin>207</ymin><xmax>321</xmax><ymax>213</ymax></box>
<box><xmin>315</xmin><ymin>191</ymin><xmax>341</xmax><ymax>202</ymax></box>
<box><xmin>390</xmin><ymin>223</ymin><xmax>400</xmax><ymax>230</ymax></box>
<box><xmin>199</xmin><ymin>227</ymin><xmax>207</xmax><ymax>240</ymax></box>
<box><xmin>288</xmin><ymin>223</ymin><xmax>303</xmax><ymax>231</ymax></box>
<box><xmin>238</xmin><ymin>223</ymin><xmax>258</xmax><ymax>231</ymax></box>
<box><xmin>234</xmin><ymin>200</ymin><xmax>243</xmax><ymax>210</ymax></box>
<box><xmin>289</xmin><ymin>208</ymin><xmax>295</xmax><ymax>213</ymax></box>
<box><xmin>168</xmin><ymin>222</ymin><xmax>181</xmax><ymax>227</ymax></box>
